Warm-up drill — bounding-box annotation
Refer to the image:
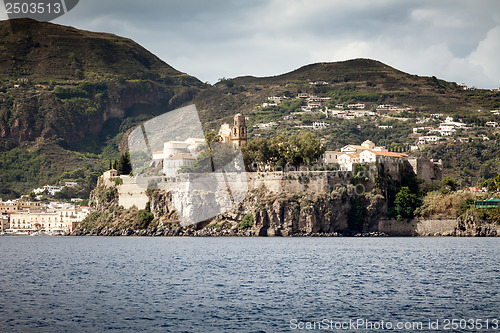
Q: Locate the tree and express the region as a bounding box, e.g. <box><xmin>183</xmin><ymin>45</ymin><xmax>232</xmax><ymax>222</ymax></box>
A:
<box><xmin>440</xmin><ymin>176</ymin><xmax>458</xmax><ymax>192</ymax></box>
<box><xmin>241</xmin><ymin>132</ymin><xmax>325</xmax><ymax>170</ymax></box>
<box><xmin>480</xmin><ymin>172</ymin><xmax>500</xmax><ymax>192</ymax></box>
<box><xmin>178</xmin><ymin>150</ymin><xmax>213</xmax><ymax>173</ymax></box>
<box><xmin>205</xmin><ymin>131</ymin><xmax>221</xmax><ymax>145</ymax></box>
<box><xmin>394</xmin><ymin>186</ymin><xmax>420</xmax><ymax>220</ymax></box>
<box><xmin>117</xmin><ymin>152</ymin><xmax>132</xmax><ymax>175</ymax></box>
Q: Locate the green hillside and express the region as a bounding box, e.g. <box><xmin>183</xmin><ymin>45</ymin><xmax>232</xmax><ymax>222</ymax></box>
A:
<box><xmin>0</xmin><ymin>19</ymin><xmax>205</xmax><ymax>198</ymax></box>
<box><xmin>195</xmin><ymin>59</ymin><xmax>499</xmax><ymax>125</ymax></box>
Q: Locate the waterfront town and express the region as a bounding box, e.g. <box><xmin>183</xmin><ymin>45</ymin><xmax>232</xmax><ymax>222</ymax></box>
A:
<box><xmin>0</xmin><ymin>199</ymin><xmax>89</xmax><ymax>235</ymax></box>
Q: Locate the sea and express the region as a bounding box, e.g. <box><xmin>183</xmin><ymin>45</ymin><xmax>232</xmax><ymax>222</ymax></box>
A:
<box><xmin>0</xmin><ymin>237</ymin><xmax>498</xmax><ymax>332</ymax></box>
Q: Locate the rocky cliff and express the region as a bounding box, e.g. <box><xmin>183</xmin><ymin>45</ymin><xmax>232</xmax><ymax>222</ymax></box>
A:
<box><xmin>450</xmin><ymin>211</ymin><xmax>500</xmax><ymax>237</ymax></box>
<box><xmin>75</xmin><ymin>178</ymin><xmax>389</xmax><ymax>236</ymax></box>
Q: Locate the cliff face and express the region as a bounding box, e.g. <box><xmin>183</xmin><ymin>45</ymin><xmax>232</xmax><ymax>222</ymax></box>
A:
<box><xmin>88</xmin><ymin>183</ymin><xmax>119</xmax><ymax>212</ymax></box>
<box><xmin>78</xmin><ymin>176</ymin><xmax>388</xmax><ymax>236</ymax></box>
<box><xmin>451</xmin><ymin>211</ymin><xmax>499</xmax><ymax>237</ymax></box>
<box><xmin>0</xmin><ymin>19</ymin><xmax>203</xmax><ymax>143</ymax></box>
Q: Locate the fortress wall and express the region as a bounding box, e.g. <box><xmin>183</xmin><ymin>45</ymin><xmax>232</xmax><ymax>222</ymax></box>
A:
<box><xmin>247</xmin><ymin>171</ymin><xmax>353</xmax><ymax>194</ymax></box>
<box><xmin>117</xmin><ymin>176</ymin><xmax>149</xmax><ymax>210</ymax></box>
<box><xmin>379</xmin><ymin>219</ymin><xmax>457</xmax><ymax>236</ymax></box>
<box><xmin>111</xmin><ymin>171</ymin><xmax>355</xmax><ymax>210</ymax></box>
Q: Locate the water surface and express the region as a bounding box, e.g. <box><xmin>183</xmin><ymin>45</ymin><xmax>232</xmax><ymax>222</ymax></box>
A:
<box><xmin>0</xmin><ymin>237</ymin><xmax>498</xmax><ymax>332</ymax></box>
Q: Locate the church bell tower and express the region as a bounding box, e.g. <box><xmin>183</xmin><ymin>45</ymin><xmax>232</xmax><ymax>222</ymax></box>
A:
<box><xmin>231</xmin><ymin>113</ymin><xmax>247</xmax><ymax>147</ymax></box>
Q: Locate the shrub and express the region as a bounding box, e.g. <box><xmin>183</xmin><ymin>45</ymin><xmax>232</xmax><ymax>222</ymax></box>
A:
<box><xmin>136</xmin><ymin>209</ymin><xmax>154</xmax><ymax>229</ymax></box>
<box><xmin>205</xmin><ymin>222</ymin><xmax>219</xmax><ymax>229</ymax></box>
<box><xmin>239</xmin><ymin>214</ymin><xmax>254</xmax><ymax>229</ymax></box>
<box><xmin>394</xmin><ymin>186</ymin><xmax>420</xmax><ymax>220</ymax></box>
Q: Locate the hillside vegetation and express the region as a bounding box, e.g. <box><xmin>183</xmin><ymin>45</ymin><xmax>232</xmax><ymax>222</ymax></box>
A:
<box><xmin>0</xmin><ymin>19</ymin><xmax>204</xmax><ymax>198</ymax></box>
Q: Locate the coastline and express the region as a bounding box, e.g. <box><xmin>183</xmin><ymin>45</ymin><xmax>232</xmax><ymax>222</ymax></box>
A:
<box><xmin>68</xmin><ymin>217</ymin><xmax>500</xmax><ymax>237</ymax></box>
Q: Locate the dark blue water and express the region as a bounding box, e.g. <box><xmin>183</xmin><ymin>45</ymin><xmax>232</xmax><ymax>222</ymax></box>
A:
<box><xmin>0</xmin><ymin>237</ymin><xmax>498</xmax><ymax>332</ymax></box>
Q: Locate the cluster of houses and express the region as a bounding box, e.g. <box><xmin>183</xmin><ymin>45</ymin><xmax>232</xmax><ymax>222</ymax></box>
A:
<box><xmin>328</xmin><ymin>108</ymin><xmax>376</xmax><ymax>119</ymax></box>
<box><xmin>32</xmin><ymin>182</ymin><xmax>79</xmax><ymax>197</ymax></box>
<box><xmin>412</xmin><ymin>116</ymin><xmax>468</xmax><ymax>144</ymax></box>
<box><xmin>322</xmin><ymin>140</ymin><xmax>443</xmax><ymax>183</ymax></box>
<box><xmin>0</xmin><ymin>199</ymin><xmax>89</xmax><ymax>234</ymax></box>
<box><xmin>262</xmin><ymin>92</ymin><xmax>416</xmax><ymax>122</ymax></box>
<box><xmin>323</xmin><ymin>140</ymin><xmax>408</xmax><ymax>171</ymax></box>
<box><xmin>262</xmin><ymin>93</ymin><xmax>332</xmax><ymax>112</ymax></box>
<box><xmin>412</xmin><ymin>115</ymin><xmax>499</xmax><ymax>145</ymax></box>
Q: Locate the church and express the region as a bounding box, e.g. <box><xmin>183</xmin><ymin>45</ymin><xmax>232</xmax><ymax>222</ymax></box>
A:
<box><xmin>218</xmin><ymin>113</ymin><xmax>247</xmax><ymax>147</ymax></box>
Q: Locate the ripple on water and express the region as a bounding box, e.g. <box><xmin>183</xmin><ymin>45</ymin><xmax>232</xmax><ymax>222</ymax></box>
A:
<box><xmin>0</xmin><ymin>237</ymin><xmax>498</xmax><ymax>332</ymax></box>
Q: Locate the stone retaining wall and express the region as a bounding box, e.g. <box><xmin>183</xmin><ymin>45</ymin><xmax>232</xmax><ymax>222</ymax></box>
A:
<box><xmin>379</xmin><ymin>219</ymin><xmax>457</xmax><ymax>236</ymax></box>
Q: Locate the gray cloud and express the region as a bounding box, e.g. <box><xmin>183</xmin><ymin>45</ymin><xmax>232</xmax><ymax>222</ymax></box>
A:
<box><xmin>2</xmin><ymin>0</ymin><xmax>498</xmax><ymax>88</ymax></box>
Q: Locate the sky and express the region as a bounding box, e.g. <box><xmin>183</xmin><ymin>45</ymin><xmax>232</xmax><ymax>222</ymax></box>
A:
<box><xmin>1</xmin><ymin>0</ymin><xmax>499</xmax><ymax>88</ymax></box>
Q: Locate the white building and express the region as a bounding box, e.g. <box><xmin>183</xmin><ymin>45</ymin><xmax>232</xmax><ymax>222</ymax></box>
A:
<box><xmin>418</xmin><ymin>136</ymin><xmax>441</xmax><ymax>144</ymax></box>
<box><xmin>438</xmin><ymin>125</ymin><xmax>456</xmax><ymax>136</ymax></box>
<box><xmin>338</xmin><ymin>153</ymin><xmax>360</xmax><ymax>171</ymax></box>
<box><xmin>313</xmin><ymin>121</ymin><xmax>328</xmax><ymax>129</ymax></box>
<box><xmin>163</xmin><ymin>141</ymin><xmax>190</xmax><ymax>158</ymax></box>
<box><xmin>253</xmin><ymin>122</ymin><xmax>278</xmax><ymax>128</ymax></box>
<box><xmin>267</xmin><ymin>96</ymin><xmax>283</xmax><ymax>103</ymax></box>
<box><xmin>359</xmin><ymin>150</ymin><xmax>407</xmax><ymax>164</ymax></box>
<box><xmin>218</xmin><ymin>124</ymin><xmax>232</xmax><ymax>143</ymax></box>
<box><xmin>8</xmin><ymin>205</ymin><xmax>89</xmax><ymax>233</ymax></box>
<box><xmin>164</xmin><ymin>154</ymin><xmax>196</xmax><ymax>177</ymax></box>
<box><xmin>347</xmin><ymin>103</ymin><xmax>365</xmax><ymax>109</ymax></box>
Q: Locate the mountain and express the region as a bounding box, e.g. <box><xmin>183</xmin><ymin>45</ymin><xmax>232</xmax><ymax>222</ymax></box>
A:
<box><xmin>0</xmin><ymin>19</ymin><xmax>205</xmax><ymax>198</ymax></box>
<box><xmin>195</xmin><ymin>58</ymin><xmax>499</xmax><ymax>126</ymax></box>
<box><xmin>0</xmin><ymin>18</ymin><xmax>186</xmax><ymax>81</ymax></box>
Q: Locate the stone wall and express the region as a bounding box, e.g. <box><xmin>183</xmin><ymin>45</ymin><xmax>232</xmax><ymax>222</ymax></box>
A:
<box><xmin>378</xmin><ymin>219</ymin><xmax>457</xmax><ymax>236</ymax></box>
<box><xmin>405</xmin><ymin>158</ymin><xmax>443</xmax><ymax>183</ymax></box>
<box><xmin>117</xmin><ymin>176</ymin><xmax>149</xmax><ymax>210</ymax></box>
<box><xmin>247</xmin><ymin>171</ymin><xmax>355</xmax><ymax>194</ymax></box>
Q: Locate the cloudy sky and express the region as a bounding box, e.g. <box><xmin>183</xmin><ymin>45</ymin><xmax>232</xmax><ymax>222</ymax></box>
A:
<box><xmin>2</xmin><ymin>0</ymin><xmax>500</xmax><ymax>88</ymax></box>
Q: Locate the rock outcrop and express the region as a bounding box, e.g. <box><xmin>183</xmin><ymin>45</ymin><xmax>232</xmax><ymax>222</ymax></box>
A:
<box><xmin>450</xmin><ymin>211</ymin><xmax>500</xmax><ymax>237</ymax></box>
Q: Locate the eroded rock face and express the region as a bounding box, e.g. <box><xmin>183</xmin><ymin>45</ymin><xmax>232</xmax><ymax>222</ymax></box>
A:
<box><xmin>148</xmin><ymin>189</ymin><xmax>179</xmax><ymax>226</ymax></box>
<box><xmin>206</xmin><ymin>189</ymin><xmax>358</xmax><ymax>236</ymax></box>
<box><xmin>451</xmin><ymin>211</ymin><xmax>499</xmax><ymax>237</ymax></box>
<box><xmin>89</xmin><ymin>184</ymin><xmax>119</xmax><ymax>212</ymax></box>
<box><xmin>80</xmin><ymin>178</ymin><xmax>388</xmax><ymax>236</ymax></box>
